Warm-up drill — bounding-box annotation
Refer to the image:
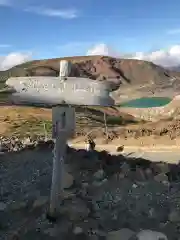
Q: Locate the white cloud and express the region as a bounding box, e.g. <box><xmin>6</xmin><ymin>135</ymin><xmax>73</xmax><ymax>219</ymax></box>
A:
<box><xmin>0</xmin><ymin>52</ymin><xmax>32</xmax><ymax>70</ymax></box>
<box><xmin>87</xmin><ymin>43</ymin><xmax>180</xmax><ymax>67</ymax></box>
<box><xmin>86</xmin><ymin>43</ymin><xmax>119</xmax><ymax>57</ymax></box>
<box><xmin>131</xmin><ymin>45</ymin><xmax>180</xmax><ymax>67</ymax></box>
<box><xmin>25</xmin><ymin>6</ymin><xmax>78</xmax><ymax>19</ymax></box>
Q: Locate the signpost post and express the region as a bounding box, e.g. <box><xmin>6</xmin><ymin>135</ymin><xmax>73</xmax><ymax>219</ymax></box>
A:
<box><xmin>50</xmin><ymin>61</ymin><xmax>75</xmax><ymax>218</ymax></box>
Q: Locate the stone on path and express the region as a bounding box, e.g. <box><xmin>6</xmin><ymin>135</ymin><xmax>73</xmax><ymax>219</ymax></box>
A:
<box><xmin>73</xmin><ymin>226</ymin><xmax>83</xmax><ymax>235</ymax></box>
<box><xmin>93</xmin><ymin>169</ymin><xmax>105</xmax><ymax>181</ymax></box>
<box><xmin>136</xmin><ymin>230</ymin><xmax>168</xmax><ymax>240</ymax></box>
<box><xmin>0</xmin><ymin>202</ymin><xmax>7</xmax><ymax>211</ymax></box>
<box><xmin>32</xmin><ymin>196</ymin><xmax>48</xmax><ymax>209</ymax></box>
<box><xmin>168</xmin><ymin>209</ymin><xmax>180</xmax><ymax>223</ymax></box>
<box><xmin>107</xmin><ymin>228</ymin><xmax>135</xmax><ymax>240</ymax></box>
<box><xmin>64</xmin><ymin>171</ymin><xmax>74</xmax><ymax>189</ymax></box>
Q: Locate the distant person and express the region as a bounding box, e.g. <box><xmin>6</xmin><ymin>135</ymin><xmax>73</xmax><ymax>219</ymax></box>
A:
<box><xmin>116</xmin><ymin>145</ymin><xmax>124</xmax><ymax>152</ymax></box>
<box><xmin>85</xmin><ymin>136</ymin><xmax>96</xmax><ymax>152</ymax></box>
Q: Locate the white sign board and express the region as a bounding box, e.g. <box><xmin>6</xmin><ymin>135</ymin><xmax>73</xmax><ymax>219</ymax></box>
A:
<box><xmin>5</xmin><ymin>77</ymin><xmax>115</xmax><ymax>107</ymax></box>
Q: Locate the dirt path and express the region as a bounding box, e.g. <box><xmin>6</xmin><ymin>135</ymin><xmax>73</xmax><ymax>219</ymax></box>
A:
<box><xmin>68</xmin><ymin>142</ymin><xmax>180</xmax><ymax>163</ymax></box>
<box><xmin>69</xmin><ymin>142</ymin><xmax>180</xmax><ymax>151</ymax></box>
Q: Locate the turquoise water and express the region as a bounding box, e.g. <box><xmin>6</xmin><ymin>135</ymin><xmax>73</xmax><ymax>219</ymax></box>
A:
<box><xmin>119</xmin><ymin>97</ymin><xmax>172</xmax><ymax>108</ymax></box>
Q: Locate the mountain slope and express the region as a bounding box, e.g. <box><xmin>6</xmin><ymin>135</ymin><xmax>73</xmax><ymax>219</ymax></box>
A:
<box><xmin>0</xmin><ymin>55</ymin><xmax>175</xmax><ymax>81</ymax></box>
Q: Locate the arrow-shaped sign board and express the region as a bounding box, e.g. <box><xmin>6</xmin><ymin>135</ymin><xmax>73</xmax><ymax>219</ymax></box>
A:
<box><xmin>4</xmin><ymin>77</ymin><xmax>115</xmax><ymax>107</ymax></box>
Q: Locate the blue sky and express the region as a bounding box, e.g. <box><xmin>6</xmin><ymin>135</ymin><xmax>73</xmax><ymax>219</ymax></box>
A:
<box><xmin>0</xmin><ymin>0</ymin><xmax>180</xmax><ymax>62</ymax></box>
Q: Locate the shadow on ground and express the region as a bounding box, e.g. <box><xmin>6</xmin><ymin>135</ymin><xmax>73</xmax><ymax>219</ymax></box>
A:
<box><xmin>0</xmin><ymin>144</ymin><xmax>180</xmax><ymax>239</ymax></box>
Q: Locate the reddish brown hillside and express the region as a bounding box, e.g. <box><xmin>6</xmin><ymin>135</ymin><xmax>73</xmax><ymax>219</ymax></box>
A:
<box><xmin>27</xmin><ymin>55</ymin><xmax>172</xmax><ymax>87</ymax></box>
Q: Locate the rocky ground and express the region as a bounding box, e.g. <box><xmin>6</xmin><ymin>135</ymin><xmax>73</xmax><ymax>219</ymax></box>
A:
<box><xmin>1</xmin><ymin>138</ymin><xmax>180</xmax><ymax>239</ymax></box>
<box><xmin>75</xmin><ymin>118</ymin><xmax>180</xmax><ymax>146</ymax></box>
<box><xmin>3</xmin><ymin>105</ymin><xmax>180</xmax><ymax>145</ymax></box>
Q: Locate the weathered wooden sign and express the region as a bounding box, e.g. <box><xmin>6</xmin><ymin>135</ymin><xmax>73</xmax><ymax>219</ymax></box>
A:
<box><xmin>2</xmin><ymin>60</ymin><xmax>116</xmax><ymax>219</ymax></box>
<box><xmin>4</xmin><ymin>76</ymin><xmax>115</xmax><ymax>107</ymax></box>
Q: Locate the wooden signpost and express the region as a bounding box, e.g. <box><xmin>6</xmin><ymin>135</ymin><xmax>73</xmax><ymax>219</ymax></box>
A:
<box><xmin>50</xmin><ymin>61</ymin><xmax>75</xmax><ymax>217</ymax></box>
<box><xmin>4</xmin><ymin>60</ymin><xmax>115</xmax><ymax>219</ymax></box>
